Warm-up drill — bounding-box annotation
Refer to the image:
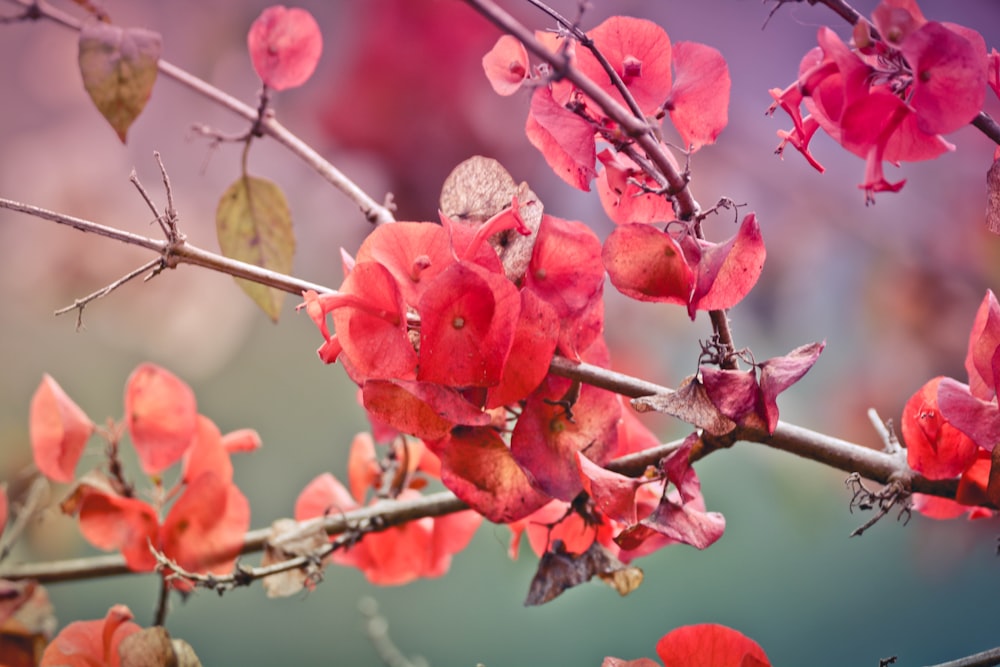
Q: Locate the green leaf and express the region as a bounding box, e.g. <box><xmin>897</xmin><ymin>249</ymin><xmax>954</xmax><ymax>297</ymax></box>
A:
<box><xmin>78</xmin><ymin>22</ymin><xmax>161</xmax><ymax>143</ymax></box>
<box><xmin>216</xmin><ymin>176</ymin><xmax>295</xmax><ymax>321</ymax></box>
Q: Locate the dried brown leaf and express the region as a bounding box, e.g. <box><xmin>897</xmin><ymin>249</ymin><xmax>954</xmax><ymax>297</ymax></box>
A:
<box><xmin>260</xmin><ymin>518</ymin><xmax>328</xmax><ymax>598</ymax></box>
<box><xmin>524</xmin><ymin>540</ymin><xmax>643</xmax><ymax>606</ymax></box>
<box><xmin>440</xmin><ymin>156</ymin><xmax>543</xmax><ymax>281</ymax></box>
<box><xmin>632</xmin><ymin>375</ymin><xmax>736</xmax><ymax>436</ymax></box>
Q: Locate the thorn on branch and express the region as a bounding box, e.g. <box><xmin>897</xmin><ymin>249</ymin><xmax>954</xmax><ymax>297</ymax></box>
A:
<box><xmin>867</xmin><ymin>408</ymin><xmax>901</xmax><ymax>454</ymax></box>
<box><xmin>845</xmin><ymin>472</ymin><xmax>912</xmax><ymax>537</ymax></box>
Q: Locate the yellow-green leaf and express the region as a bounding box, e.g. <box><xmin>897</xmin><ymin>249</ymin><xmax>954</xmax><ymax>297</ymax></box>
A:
<box><xmin>78</xmin><ymin>22</ymin><xmax>161</xmax><ymax>143</ymax></box>
<box><xmin>216</xmin><ymin>176</ymin><xmax>295</xmax><ymax>321</ymax></box>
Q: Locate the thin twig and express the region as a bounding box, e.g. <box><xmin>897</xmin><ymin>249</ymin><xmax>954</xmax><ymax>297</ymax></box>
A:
<box><xmin>152</xmin><ymin>575</ymin><xmax>170</xmax><ymax>626</ymax></box>
<box><xmin>867</xmin><ymin>408</ymin><xmax>901</xmax><ymax>454</ymax></box>
<box><xmin>53</xmin><ymin>258</ymin><xmax>161</xmax><ymax>329</ymax></box>
<box><xmin>525</xmin><ymin>0</ymin><xmax>647</xmax><ymax>121</ymax></box>
<box><xmin>359</xmin><ymin>597</ymin><xmax>429</xmax><ymax>667</ymax></box>
<box><xmin>0</xmin><ymin>197</ymin><xmax>332</xmax><ymax>296</ymax></box>
<box><xmin>150</xmin><ymin>535</ymin><xmax>339</xmax><ymax>592</ymax></box>
<box><xmin>0</xmin><ymin>476</ymin><xmax>49</xmax><ymax>564</ymax></box>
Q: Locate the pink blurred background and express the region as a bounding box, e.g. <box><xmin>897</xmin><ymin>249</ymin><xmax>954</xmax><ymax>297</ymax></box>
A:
<box><xmin>1</xmin><ymin>1</ymin><xmax>1000</xmax><ymax>665</ymax></box>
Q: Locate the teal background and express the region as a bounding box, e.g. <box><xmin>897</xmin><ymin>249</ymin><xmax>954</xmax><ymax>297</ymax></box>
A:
<box><xmin>2</xmin><ymin>0</ymin><xmax>1000</xmax><ymax>665</ymax></box>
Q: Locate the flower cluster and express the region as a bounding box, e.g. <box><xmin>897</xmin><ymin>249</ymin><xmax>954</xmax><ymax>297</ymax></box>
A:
<box><xmin>29</xmin><ymin>364</ymin><xmax>258</xmax><ymax>587</ymax></box>
<box><xmin>769</xmin><ymin>0</ymin><xmax>993</xmax><ymax>201</ymax></box>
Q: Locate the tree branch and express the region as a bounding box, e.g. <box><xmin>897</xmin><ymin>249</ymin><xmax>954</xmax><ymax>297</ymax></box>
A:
<box><xmin>3</xmin><ymin>0</ymin><xmax>396</xmax><ymax>225</ymax></box>
<box><xmin>0</xmin><ymin>197</ymin><xmax>332</xmax><ymax>297</ymax></box>
<box><xmin>0</xmin><ymin>395</ymin><xmax>965</xmax><ymax>586</ymax></box>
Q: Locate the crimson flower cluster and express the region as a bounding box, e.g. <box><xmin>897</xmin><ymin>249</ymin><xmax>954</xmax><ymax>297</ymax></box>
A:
<box><xmin>769</xmin><ymin>0</ymin><xmax>998</xmax><ymax>201</ymax></box>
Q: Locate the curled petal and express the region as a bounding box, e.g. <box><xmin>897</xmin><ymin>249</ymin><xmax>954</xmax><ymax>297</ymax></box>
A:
<box><xmin>30</xmin><ymin>374</ymin><xmax>94</xmax><ymax>483</ymax></box>
<box><xmin>482</xmin><ymin>35</ymin><xmax>529</xmax><ymax>95</ymax></box>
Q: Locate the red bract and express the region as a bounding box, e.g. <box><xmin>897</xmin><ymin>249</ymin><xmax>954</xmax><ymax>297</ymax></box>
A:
<box><xmin>508</xmin><ymin>499</ymin><xmax>612</xmax><ymax>559</ymax></box>
<box><xmin>962</xmin><ymin>289</ymin><xmax>1000</xmax><ymax>400</ymax></box>
<box><xmin>577</xmin><ymin>453</ymin><xmax>644</xmax><ymax>525</ymax></box>
<box><xmin>700</xmin><ymin>342</ymin><xmax>825</xmax><ymax>435</ymax></box>
<box><xmin>124</xmin><ymin>362</ymin><xmax>198</xmax><ymax>476</ymax></box>
<box><xmin>330</xmin><ymin>262</ymin><xmax>417</xmax><ymax>382</ymax></box>
<box><xmin>512</xmin><ymin>377</ymin><xmax>621</xmax><ymax>501</ymax></box>
<box><xmin>160</xmin><ymin>470</ymin><xmax>250</xmax><ymax>586</ymax></box>
<box><xmin>603</xmin><ymin>223</ymin><xmax>694</xmax><ymax>303</ymax></box>
<box><xmin>525</xmin><ymin>215</ymin><xmax>605</xmax><ymax>359</ymax></box>
<box><xmin>655</xmin><ymin>623</ymin><xmax>771</xmax><ymax>667</ymax></box>
<box><xmin>354</xmin><ymin>221</ymin><xmax>454</xmax><ymax>306</ymax></box>
<box><xmin>576</xmin><ymin>16</ymin><xmax>673</xmax><ymax>115</ymax></box>
<box><xmin>362</xmin><ymin>379</ymin><xmax>491</xmax><ymax>441</ymax></box>
<box><xmin>685</xmin><ymin>213</ymin><xmax>766</xmax><ymax>317</ymax></box>
<box><xmin>485</xmin><ymin>289</ymin><xmax>560</xmax><ymax>409</ymax></box>
<box><xmin>903</xmin><ymin>378</ymin><xmax>979</xmax><ymax>478</ymax></box>
<box><xmin>490</xmin><ymin>16</ymin><xmax>729</xmax><ymax>190</ymax></box>
<box><xmin>897</xmin><ymin>22</ymin><xmax>986</xmax><ymax>135</ymax></box>
<box><xmin>347</xmin><ymin>432</ymin><xmax>381</xmax><ymax>503</ymax></box>
<box><xmin>66</xmin><ymin>476</ymin><xmax>160</xmax><ymax>571</ymax></box>
<box><xmin>664</xmin><ymin>41</ymin><xmax>730</xmax><ymax>151</ymax></box>
<box><xmin>417</xmin><ymin>261</ymin><xmax>520</xmax><ymax>387</ymax></box>
<box><xmin>526</xmin><ymin>86</ymin><xmax>598</xmax><ymax>191</ymax></box>
<box><xmin>29</xmin><ymin>374</ymin><xmax>94</xmax><ymax>483</ymax></box>
<box><xmin>936</xmin><ymin>291</ymin><xmax>1000</xmax><ymax>451</ymax></box>
<box><xmin>613</xmin><ymin>437</ymin><xmax>725</xmax><ymax>551</ymax></box>
<box><xmin>912</xmin><ymin>451</ymin><xmax>995</xmax><ymax>520</ymax></box>
<box><xmin>39</xmin><ymin>604</ymin><xmax>141</xmax><ymax>667</ymax></box>
<box><xmin>247</xmin><ymin>5</ymin><xmax>322</xmax><ymax>91</ymax></box>
<box><xmin>603</xmin><ymin>214</ymin><xmax>765</xmax><ymax>320</ymax></box>
<box><xmin>770</xmin><ymin>0</ymin><xmax>987</xmax><ymax>201</ymax></box>
<box><xmin>429</xmin><ymin>426</ymin><xmax>551</xmax><ymax>524</ymax></box>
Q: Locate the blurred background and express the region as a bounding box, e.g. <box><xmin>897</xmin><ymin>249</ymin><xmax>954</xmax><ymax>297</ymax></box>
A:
<box><xmin>1</xmin><ymin>0</ymin><xmax>1000</xmax><ymax>664</ymax></box>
